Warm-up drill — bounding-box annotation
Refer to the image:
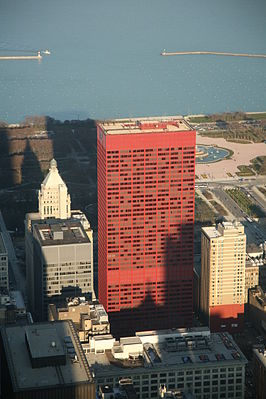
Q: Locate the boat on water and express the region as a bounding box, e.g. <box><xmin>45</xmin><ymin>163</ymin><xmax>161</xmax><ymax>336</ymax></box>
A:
<box><xmin>42</xmin><ymin>49</ymin><xmax>51</xmax><ymax>55</ymax></box>
<box><xmin>161</xmin><ymin>49</ymin><xmax>166</xmax><ymax>56</ymax></box>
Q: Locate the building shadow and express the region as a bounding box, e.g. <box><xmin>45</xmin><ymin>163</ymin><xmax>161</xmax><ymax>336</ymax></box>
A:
<box><xmin>0</xmin><ymin>124</ymin><xmax>45</xmax><ymax>230</ymax></box>
<box><xmin>45</xmin><ymin>116</ymin><xmax>97</xmax><ymax>227</ymax></box>
<box><xmin>208</xmin><ymin>307</ymin><xmax>244</xmax><ymax>334</ymax></box>
<box><xmin>108</xmin><ymin>225</ymin><xmax>194</xmax><ymax>338</ymax></box>
<box><xmin>0</xmin><ymin>125</ymin><xmax>13</xmax><ymax>187</ymax></box>
<box><xmin>44</xmin><ymin>116</ymin><xmax>98</xmax><ymax>296</ymax></box>
<box><xmin>20</xmin><ymin>138</ymin><xmax>44</xmax><ymax>184</ymax></box>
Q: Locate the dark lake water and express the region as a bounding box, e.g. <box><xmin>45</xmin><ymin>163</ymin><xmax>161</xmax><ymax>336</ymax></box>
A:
<box><xmin>0</xmin><ymin>0</ymin><xmax>266</xmax><ymax>123</ymax></box>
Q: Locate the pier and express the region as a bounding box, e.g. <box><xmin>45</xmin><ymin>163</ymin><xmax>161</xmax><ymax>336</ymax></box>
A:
<box><xmin>161</xmin><ymin>51</ymin><xmax>266</xmax><ymax>59</ymax></box>
<box><xmin>0</xmin><ymin>51</ymin><xmax>42</xmax><ymax>60</ymax></box>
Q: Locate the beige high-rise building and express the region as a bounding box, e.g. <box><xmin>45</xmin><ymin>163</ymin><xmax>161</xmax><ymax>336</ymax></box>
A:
<box><xmin>200</xmin><ymin>222</ymin><xmax>246</xmax><ymax>332</ymax></box>
<box><xmin>38</xmin><ymin>158</ymin><xmax>71</xmax><ymax>219</ymax></box>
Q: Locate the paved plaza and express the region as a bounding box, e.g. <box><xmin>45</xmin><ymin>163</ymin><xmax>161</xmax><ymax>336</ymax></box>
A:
<box><xmin>196</xmin><ymin>133</ymin><xmax>266</xmax><ymax>179</ymax></box>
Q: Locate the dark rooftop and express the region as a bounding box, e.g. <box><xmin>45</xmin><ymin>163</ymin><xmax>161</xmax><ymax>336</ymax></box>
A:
<box><xmin>0</xmin><ymin>320</ymin><xmax>94</xmax><ymax>390</ymax></box>
<box><xmin>33</xmin><ymin>219</ymin><xmax>89</xmax><ymax>246</ymax></box>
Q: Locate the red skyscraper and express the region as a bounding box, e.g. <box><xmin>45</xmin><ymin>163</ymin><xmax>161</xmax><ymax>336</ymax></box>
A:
<box><xmin>97</xmin><ymin>117</ymin><xmax>196</xmax><ymax>335</ymax></box>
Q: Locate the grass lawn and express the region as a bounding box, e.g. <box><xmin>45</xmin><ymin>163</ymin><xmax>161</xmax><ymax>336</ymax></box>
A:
<box><xmin>236</xmin><ymin>165</ymin><xmax>256</xmax><ymax>177</ymax></box>
<box><xmin>199</xmin><ymin>129</ymin><xmax>264</xmax><ymax>143</ymax></box>
<box><xmin>246</xmin><ymin>112</ymin><xmax>266</xmax><ymax>120</ymax></box>
<box><xmin>189</xmin><ymin>111</ymin><xmax>266</xmax><ymax>123</ymax></box>
<box><xmin>226</xmin><ymin>188</ymin><xmax>265</xmax><ymax>218</ymax></box>
<box><xmin>189</xmin><ymin>116</ymin><xmax>212</xmax><ymax>123</ymax></box>
<box><xmin>251</xmin><ymin>156</ymin><xmax>266</xmax><ymax>175</ymax></box>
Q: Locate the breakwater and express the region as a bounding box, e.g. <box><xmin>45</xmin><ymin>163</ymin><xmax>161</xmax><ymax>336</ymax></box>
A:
<box><xmin>161</xmin><ymin>51</ymin><xmax>266</xmax><ymax>59</ymax></box>
<box><xmin>0</xmin><ymin>52</ymin><xmax>42</xmax><ymax>60</ymax></box>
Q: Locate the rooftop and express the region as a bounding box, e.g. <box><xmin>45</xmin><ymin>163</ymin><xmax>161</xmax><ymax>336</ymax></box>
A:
<box><xmin>202</xmin><ymin>222</ymin><xmax>245</xmax><ymax>239</ymax></box>
<box><xmin>85</xmin><ymin>328</ymin><xmax>247</xmax><ymax>376</ymax></box>
<box><xmin>253</xmin><ymin>347</ymin><xmax>266</xmax><ymax>368</ymax></box>
<box><xmin>1</xmin><ymin>320</ymin><xmax>94</xmax><ymax>390</ymax></box>
<box><xmin>98</xmin><ymin>379</ymin><xmax>138</xmax><ymax>399</ymax></box>
<box><xmin>246</xmin><ymin>243</ymin><xmax>263</xmax><ymax>257</ymax></box>
<box><xmin>33</xmin><ymin>219</ymin><xmax>89</xmax><ymax>246</ymax></box>
<box><xmin>159</xmin><ymin>387</ymin><xmax>196</xmax><ymax>399</ymax></box>
<box><xmin>41</xmin><ymin>159</ymin><xmax>67</xmax><ymax>188</ymax></box>
<box><xmin>50</xmin><ymin>298</ymin><xmax>109</xmax><ymax>325</ymax></box>
<box><xmin>250</xmin><ymin>286</ymin><xmax>266</xmax><ymax>308</ymax></box>
<box><xmin>25</xmin><ymin>325</ymin><xmax>65</xmax><ymax>361</ymax></box>
<box><xmin>98</xmin><ymin>116</ymin><xmax>193</xmax><ymax>135</ymax></box>
<box><xmin>202</xmin><ymin>226</ymin><xmax>221</xmax><ymax>239</ymax></box>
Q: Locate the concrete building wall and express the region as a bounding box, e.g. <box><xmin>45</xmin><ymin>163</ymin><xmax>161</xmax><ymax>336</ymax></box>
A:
<box><xmin>245</xmin><ymin>264</ymin><xmax>259</xmax><ymax>303</ymax></box>
<box><xmin>0</xmin><ymin>233</ymin><xmax>8</xmax><ymax>289</ymax></box>
<box><xmin>248</xmin><ymin>287</ymin><xmax>266</xmax><ymax>332</ymax></box>
<box><xmin>200</xmin><ymin>233</ymin><xmax>210</xmax><ymax>323</ymax></box>
<box><xmin>94</xmin><ymin>363</ymin><xmax>246</xmax><ymax>399</ymax></box>
<box><xmin>28</xmin><ymin>220</ymin><xmax>93</xmax><ymax>320</ymax></box>
<box><xmin>39</xmin><ymin>242</ymin><xmax>92</xmax><ymax>319</ymax></box>
<box><xmin>253</xmin><ymin>349</ymin><xmax>266</xmax><ymax>399</ymax></box>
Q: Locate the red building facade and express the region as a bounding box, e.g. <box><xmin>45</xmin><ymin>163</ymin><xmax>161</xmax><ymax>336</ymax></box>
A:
<box><xmin>209</xmin><ymin>304</ymin><xmax>244</xmax><ymax>333</ymax></box>
<box><xmin>97</xmin><ymin>117</ymin><xmax>196</xmax><ymax>335</ymax></box>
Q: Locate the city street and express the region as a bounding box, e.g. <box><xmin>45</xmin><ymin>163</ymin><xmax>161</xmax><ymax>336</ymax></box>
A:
<box><xmin>198</xmin><ymin>182</ymin><xmax>266</xmax><ymax>246</ymax></box>
<box><xmin>212</xmin><ymin>188</ymin><xmax>245</xmax><ymax>220</ymax></box>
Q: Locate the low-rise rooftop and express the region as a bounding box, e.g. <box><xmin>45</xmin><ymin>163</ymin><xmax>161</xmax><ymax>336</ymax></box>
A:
<box><xmin>253</xmin><ymin>347</ymin><xmax>266</xmax><ymax>368</ymax></box>
<box><xmin>249</xmin><ymin>286</ymin><xmax>266</xmax><ymax>309</ymax></box>
<box><xmin>85</xmin><ymin>328</ymin><xmax>247</xmax><ymax>376</ymax></box>
<box><xmin>98</xmin><ymin>379</ymin><xmax>138</xmax><ymax>399</ymax></box>
<box><xmin>246</xmin><ymin>243</ymin><xmax>264</xmax><ymax>258</ymax></box>
<box><xmin>49</xmin><ymin>299</ymin><xmax>110</xmax><ymax>342</ymax></box>
<box><xmin>1</xmin><ymin>320</ymin><xmax>94</xmax><ymax>390</ymax></box>
<box><xmin>202</xmin><ymin>221</ymin><xmax>245</xmax><ymax>239</ymax></box>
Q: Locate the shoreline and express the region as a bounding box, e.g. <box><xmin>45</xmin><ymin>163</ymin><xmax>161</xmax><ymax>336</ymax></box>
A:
<box><xmin>185</xmin><ymin>111</ymin><xmax>266</xmax><ymax>119</ymax></box>
<box><xmin>1</xmin><ymin>111</ymin><xmax>266</xmax><ymax>127</ymax></box>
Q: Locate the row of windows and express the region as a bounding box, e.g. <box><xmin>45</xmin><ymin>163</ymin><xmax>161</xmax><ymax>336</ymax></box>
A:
<box><xmin>96</xmin><ymin>367</ymin><xmax>244</xmax><ymax>397</ymax></box>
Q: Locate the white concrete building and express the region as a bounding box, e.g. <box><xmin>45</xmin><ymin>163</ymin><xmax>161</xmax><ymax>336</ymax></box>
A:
<box><xmin>38</xmin><ymin>159</ymin><xmax>71</xmax><ymax>220</ymax></box>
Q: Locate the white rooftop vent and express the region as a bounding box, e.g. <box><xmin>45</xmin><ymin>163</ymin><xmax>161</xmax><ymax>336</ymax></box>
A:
<box><xmin>52</xmin><ymin>231</ymin><xmax>63</xmax><ymax>240</ymax></box>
